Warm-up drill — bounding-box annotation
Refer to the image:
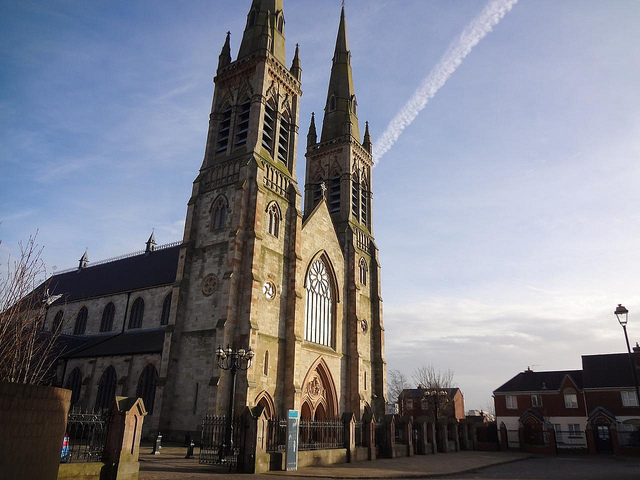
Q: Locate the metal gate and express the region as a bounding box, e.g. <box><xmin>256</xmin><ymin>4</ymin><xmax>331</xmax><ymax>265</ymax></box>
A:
<box><xmin>199</xmin><ymin>415</ymin><xmax>245</xmax><ymax>468</ymax></box>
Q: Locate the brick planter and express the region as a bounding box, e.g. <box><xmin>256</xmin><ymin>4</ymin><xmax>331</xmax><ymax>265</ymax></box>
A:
<box><xmin>0</xmin><ymin>381</ymin><xmax>71</xmax><ymax>480</ymax></box>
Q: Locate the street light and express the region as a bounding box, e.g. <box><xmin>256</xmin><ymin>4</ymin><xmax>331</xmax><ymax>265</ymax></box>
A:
<box><xmin>614</xmin><ymin>304</ymin><xmax>640</xmax><ymax>409</ymax></box>
<box><xmin>423</xmin><ymin>389</ymin><xmax>448</xmax><ymax>421</ymax></box>
<box><xmin>216</xmin><ymin>344</ymin><xmax>254</xmax><ymax>461</ymax></box>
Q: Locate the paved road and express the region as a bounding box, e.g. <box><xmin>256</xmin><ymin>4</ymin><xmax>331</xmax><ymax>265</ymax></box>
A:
<box><xmin>447</xmin><ymin>455</ymin><xmax>640</xmax><ymax>480</ymax></box>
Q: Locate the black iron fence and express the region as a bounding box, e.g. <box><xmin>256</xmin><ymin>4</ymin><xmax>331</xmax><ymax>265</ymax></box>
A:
<box><xmin>266</xmin><ymin>416</ymin><xmax>287</xmax><ymax>453</ymax></box>
<box><xmin>299</xmin><ymin>419</ymin><xmax>344</xmax><ymax>450</ymax></box>
<box><xmin>61</xmin><ymin>407</ymin><xmax>110</xmax><ymax>463</ymax></box>
<box><xmin>200</xmin><ymin>415</ymin><xmax>245</xmax><ymax>467</ymax></box>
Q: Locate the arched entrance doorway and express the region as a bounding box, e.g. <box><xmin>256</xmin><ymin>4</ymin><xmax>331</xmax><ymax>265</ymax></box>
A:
<box><xmin>300</xmin><ymin>357</ymin><xmax>338</xmax><ymax>420</ymax></box>
<box><xmin>254</xmin><ymin>391</ymin><xmax>275</xmax><ymax>419</ymax></box>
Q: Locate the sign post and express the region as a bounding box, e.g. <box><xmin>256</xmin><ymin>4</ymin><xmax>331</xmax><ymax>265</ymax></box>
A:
<box><xmin>286</xmin><ymin>409</ymin><xmax>299</xmax><ymax>471</ymax></box>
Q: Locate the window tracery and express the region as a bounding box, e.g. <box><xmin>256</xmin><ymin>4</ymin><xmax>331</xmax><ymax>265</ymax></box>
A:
<box><xmin>304</xmin><ymin>257</ymin><xmax>334</xmax><ymax>347</ymax></box>
<box><xmin>267</xmin><ymin>202</ymin><xmax>281</xmax><ymax>237</ymax></box>
<box><xmin>100</xmin><ymin>302</ymin><xmax>115</xmax><ymax>332</ymax></box>
<box><xmin>74</xmin><ymin>306</ymin><xmax>88</xmax><ymax>335</ymax></box>
<box><xmin>129</xmin><ymin>297</ymin><xmax>144</xmax><ymax>329</ymax></box>
<box><xmin>211</xmin><ymin>196</ymin><xmax>228</xmax><ymax>231</ymax></box>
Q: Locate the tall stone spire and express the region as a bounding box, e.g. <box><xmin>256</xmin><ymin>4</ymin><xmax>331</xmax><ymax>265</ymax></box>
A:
<box><xmin>290</xmin><ymin>43</ymin><xmax>301</xmax><ymax>81</ymax></box>
<box><xmin>363</xmin><ymin>121</ymin><xmax>372</xmax><ymax>154</ymax></box>
<box><xmin>307</xmin><ymin>112</ymin><xmax>317</xmax><ymax>147</ymax></box>
<box><xmin>238</xmin><ymin>0</ymin><xmax>286</xmax><ymax>66</ymax></box>
<box><xmin>320</xmin><ymin>6</ymin><xmax>360</xmax><ymax>143</ymax></box>
<box><xmin>217</xmin><ymin>31</ymin><xmax>231</xmax><ymax>70</ymax></box>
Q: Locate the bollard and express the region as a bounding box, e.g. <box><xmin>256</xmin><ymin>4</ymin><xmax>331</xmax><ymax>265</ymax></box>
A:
<box><xmin>151</xmin><ymin>431</ymin><xmax>162</xmax><ymax>455</ymax></box>
<box><xmin>185</xmin><ymin>437</ymin><xmax>195</xmax><ymax>459</ymax></box>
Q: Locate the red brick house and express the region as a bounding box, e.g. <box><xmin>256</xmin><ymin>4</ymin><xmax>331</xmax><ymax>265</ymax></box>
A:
<box><xmin>494</xmin><ymin>350</ymin><xmax>640</xmax><ymax>454</ymax></box>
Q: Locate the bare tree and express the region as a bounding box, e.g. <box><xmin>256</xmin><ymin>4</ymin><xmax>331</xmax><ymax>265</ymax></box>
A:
<box><xmin>412</xmin><ymin>365</ymin><xmax>455</xmax><ymax>420</ymax></box>
<box><xmin>0</xmin><ymin>233</ymin><xmax>63</xmax><ymax>385</ymax></box>
<box><xmin>387</xmin><ymin>368</ymin><xmax>409</xmax><ymax>405</ymax></box>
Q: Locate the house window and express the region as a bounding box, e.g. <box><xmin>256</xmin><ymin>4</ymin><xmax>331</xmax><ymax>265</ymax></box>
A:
<box><xmin>136</xmin><ymin>364</ymin><xmax>158</xmax><ymax>414</ymax></box>
<box><xmin>128</xmin><ymin>297</ymin><xmax>144</xmax><ymax>329</ymax></box>
<box><xmin>505</xmin><ymin>395</ymin><xmax>517</xmax><ymax>409</ymax></box>
<box><xmin>100</xmin><ymin>302</ymin><xmax>115</xmax><ymax>332</ymax></box>
<box><xmin>52</xmin><ymin>310</ymin><xmax>64</xmax><ymax>333</ymax></box>
<box><xmin>568</xmin><ymin>424</ymin><xmax>581</xmax><ymax>437</ymax></box>
<box><xmin>216</xmin><ymin>105</ymin><xmax>232</xmax><ymax>154</ymax></box>
<box><xmin>564</xmin><ymin>391</ymin><xmax>578</xmax><ymax>408</ymax></box>
<box><xmin>261</xmin><ymin>99</ymin><xmax>276</xmax><ymax>154</ymax></box>
<box><xmin>95</xmin><ymin>366</ymin><xmax>117</xmax><ymax>410</ymax></box>
<box><xmin>267</xmin><ymin>202</ymin><xmax>281</xmax><ymax>237</ymax></box>
<box><xmin>621</xmin><ymin>391</ymin><xmax>639</xmax><ymax>407</ymax></box>
<box><xmin>160</xmin><ymin>293</ymin><xmax>171</xmax><ymax>326</ymax></box>
<box><xmin>73</xmin><ymin>307</ymin><xmax>88</xmax><ymax>335</ymax></box>
<box><xmin>211</xmin><ymin>197</ymin><xmax>228</xmax><ymax>231</ymax></box>
<box><xmin>234</xmin><ymin>98</ymin><xmax>251</xmax><ymax>147</ymax></box>
<box><xmin>359</xmin><ymin>258</ymin><xmax>368</xmax><ymax>285</ymax></box>
<box><xmin>304</xmin><ymin>257</ymin><xmax>334</xmax><ymax>347</ymax></box>
<box><xmin>531</xmin><ymin>394</ymin><xmax>542</xmax><ymax>407</ymax></box>
<box><xmin>554</xmin><ymin>424</ymin><xmax>563</xmax><ymax>442</ymax></box>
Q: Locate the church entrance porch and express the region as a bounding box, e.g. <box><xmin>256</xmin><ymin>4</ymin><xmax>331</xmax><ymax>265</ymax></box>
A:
<box><xmin>300</xmin><ymin>357</ymin><xmax>339</xmax><ymax>421</ymax></box>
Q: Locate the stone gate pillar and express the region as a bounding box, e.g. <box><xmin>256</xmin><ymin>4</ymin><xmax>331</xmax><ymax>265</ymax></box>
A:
<box><xmin>103</xmin><ymin>396</ymin><xmax>147</xmax><ymax>480</ymax></box>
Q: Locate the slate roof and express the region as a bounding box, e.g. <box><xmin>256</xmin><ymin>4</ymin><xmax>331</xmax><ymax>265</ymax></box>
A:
<box><xmin>43</xmin><ymin>245</ymin><xmax>180</xmax><ymax>306</ymax></box>
<box><xmin>494</xmin><ymin>370</ymin><xmax>583</xmax><ymax>393</ymax></box>
<box><xmin>59</xmin><ymin>328</ymin><xmax>166</xmax><ymax>359</ymax></box>
<box><xmin>582</xmin><ymin>353</ymin><xmax>640</xmax><ymax>389</ymax></box>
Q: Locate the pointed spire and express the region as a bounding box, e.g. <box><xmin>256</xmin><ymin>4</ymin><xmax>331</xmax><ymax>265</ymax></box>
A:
<box><xmin>238</xmin><ymin>0</ymin><xmax>286</xmax><ymax>65</ymax></box>
<box><xmin>218</xmin><ymin>31</ymin><xmax>231</xmax><ymax>70</ymax></box>
<box><xmin>78</xmin><ymin>250</ymin><xmax>88</xmax><ymax>271</ymax></box>
<box><xmin>363</xmin><ymin>121</ymin><xmax>372</xmax><ymax>154</ymax></box>
<box><xmin>321</xmin><ymin>6</ymin><xmax>360</xmax><ymax>143</ymax></box>
<box><xmin>307</xmin><ymin>112</ymin><xmax>317</xmax><ymax>147</ymax></box>
<box><xmin>146</xmin><ymin>231</ymin><xmax>157</xmax><ymax>254</ymax></box>
<box><xmin>290</xmin><ymin>43</ymin><xmax>301</xmax><ymax>81</ymax></box>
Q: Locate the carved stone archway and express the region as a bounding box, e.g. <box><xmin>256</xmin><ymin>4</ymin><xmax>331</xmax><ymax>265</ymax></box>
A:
<box><xmin>254</xmin><ymin>390</ymin><xmax>275</xmax><ymax>419</ymax></box>
<box><xmin>300</xmin><ymin>357</ymin><xmax>338</xmax><ymax>420</ymax></box>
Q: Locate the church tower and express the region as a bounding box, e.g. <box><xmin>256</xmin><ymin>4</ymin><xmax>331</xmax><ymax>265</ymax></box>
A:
<box><xmin>304</xmin><ymin>7</ymin><xmax>387</xmax><ymax>417</ymax></box>
<box><xmin>159</xmin><ymin>0</ymin><xmax>305</xmax><ymax>433</ymax></box>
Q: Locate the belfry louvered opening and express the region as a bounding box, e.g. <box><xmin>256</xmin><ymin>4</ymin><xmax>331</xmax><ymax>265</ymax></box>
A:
<box><xmin>262</xmin><ymin>100</ymin><xmax>276</xmax><ymax>154</ymax></box>
<box><xmin>216</xmin><ymin>106</ymin><xmax>232</xmax><ymax>154</ymax></box>
<box><xmin>277</xmin><ymin>114</ymin><xmax>290</xmax><ymax>165</ymax></box>
<box><xmin>234</xmin><ymin>99</ymin><xmax>251</xmax><ymax>147</ymax></box>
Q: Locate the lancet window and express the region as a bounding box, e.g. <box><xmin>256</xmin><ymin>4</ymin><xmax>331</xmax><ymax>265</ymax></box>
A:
<box><xmin>216</xmin><ymin>105</ymin><xmax>232</xmax><ymax>154</ymax></box>
<box><xmin>351</xmin><ymin>174</ymin><xmax>360</xmax><ymax>221</ymax></box>
<box><xmin>211</xmin><ymin>196</ymin><xmax>227</xmax><ymax>231</ymax></box>
<box><xmin>52</xmin><ymin>310</ymin><xmax>64</xmax><ymax>333</ymax></box>
<box><xmin>160</xmin><ymin>293</ymin><xmax>171</xmax><ymax>326</ymax></box>
<box><xmin>128</xmin><ymin>297</ymin><xmax>144</xmax><ymax>329</ymax></box>
<box><xmin>100</xmin><ymin>302</ymin><xmax>115</xmax><ymax>332</ymax></box>
<box><xmin>267</xmin><ymin>202</ymin><xmax>281</xmax><ymax>238</ymax></box>
<box><xmin>262</xmin><ymin>99</ymin><xmax>276</xmax><ymax>154</ymax></box>
<box><xmin>136</xmin><ymin>364</ymin><xmax>159</xmax><ymax>414</ymax></box>
<box><xmin>359</xmin><ymin>257</ymin><xmax>368</xmax><ymax>286</ymax></box>
<box><xmin>304</xmin><ymin>257</ymin><xmax>334</xmax><ymax>347</ymax></box>
<box><xmin>65</xmin><ymin>368</ymin><xmax>82</xmax><ymax>406</ymax></box>
<box><xmin>234</xmin><ymin>98</ymin><xmax>251</xmax><ymax>147</ymax></box>
<box><xmin>74</xmin><ymin>306</ymin><xmax>88</xmax><ymax>335</ymax></box>
<box><xmin>277</xmin><ymin>113</ymin><xmax>290</xmax><ymax>166</ymax></box>
<box><xmin>329</xmin><ymin>175</ymin><xmax>340</xmax><ymax>213</ymax></box>
<box><xmin>95</xmin><ymin>366</ymin><xmax>117</xmax><ymax>410</ymax></box>
<box><xmin>360</xmin><ymin>180</ymin><xmax>369</xmax><ymax>226</ymax></box>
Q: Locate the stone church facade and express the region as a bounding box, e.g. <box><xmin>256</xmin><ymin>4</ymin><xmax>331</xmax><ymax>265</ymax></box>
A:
<box><xmin>46</xmin><ymin>0</ymin><xmax>386</xmax><ymax>439</ymax></box>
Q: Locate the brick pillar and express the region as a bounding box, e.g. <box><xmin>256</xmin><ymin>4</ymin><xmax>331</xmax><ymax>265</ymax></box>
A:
<box><xmin>103</xmin><ymin>396</ymin><xmax>147</xmax><ymax>480</ymax></box>
<box><xmin>384</xmin><ymin>414</ymin><xmax>396</xmax><ymax>458</ymax></box>
<box><xmin>415</xmin><ymin>418</ymin><xmax>428</xmax><ymax>455</ymax></box>
<box><xmin>460</xmin><ymin>420</ymin><xmax>470</xmax><ymax>450</ymax></box>
<box><xmin>343</xmin><ymin>413</ymin><xmax>356</xmax><ymax>463</ymax></box>
<box><xmin>238</xmin><ymin>406</ymin><xmax>269</xmax><ymax>474</ymax></box>
<box><xmin>610</xmin><ymin>424</ymin><xmax>620</xmax><ymax>455</ymax></box>
<box><xmin>499</xmin><ymin>422</ymin><xmax>509</xmax><ymax>451</ymax></box>
<box><xmin>452</xmin><ymin>421</ymin><xmax>460</xmax><ymax>452</ymax></box>
<box><xmin>585</xmin><ymin>424</ymin><xmax>596</xmax><ymax>456</ymax></box>
<box><xmin>405</xmin><ymin>418</ymin><xmax>414</xmax><ymax>456</ymax></box>
<box><xmin>363</xmin><ymin>412</ymin><xmax>376</xmax><ymax>460</ymax></box>
<box><xmin>545</xmin><ymin>423</ymin><xmax>557</xmax><ymax>455</ymax></box>
<box><xmin>469</xmin><ymin>423</ymin><xmax>477</xmax><ymax>450</ymax></box>
<box><xmin>438</xmin><ymin>419</ymin><xmax>448</xmax><ymax>453</ymax></box>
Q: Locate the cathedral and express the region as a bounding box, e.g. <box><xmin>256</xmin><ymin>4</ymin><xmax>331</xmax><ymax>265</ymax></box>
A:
<box><xmin>46</xmin><ymin>0</ymin><xmax>387</xmax><ymax>440</ymax></box>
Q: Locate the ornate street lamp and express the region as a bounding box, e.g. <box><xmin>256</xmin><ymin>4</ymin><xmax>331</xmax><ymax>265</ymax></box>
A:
<box><xmin>215</xmin><ymin>344</ymin><xmax>254</xmax><ymax>461</ymax></box>
<box><xmin>614</xmin><ymin>305</ymin><xmax>640</xmax><ymax>409</ymax></box>
<box><xmin>423</xmin><ymin>389</ymin><xmax>448</xmax><ymax>421</ymax></box>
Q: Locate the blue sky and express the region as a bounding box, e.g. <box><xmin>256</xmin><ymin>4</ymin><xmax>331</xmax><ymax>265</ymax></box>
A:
<box><xmin>2</xmin><ymin>0</ymin><xmax>640</xmax><ymax>410</ymax></box>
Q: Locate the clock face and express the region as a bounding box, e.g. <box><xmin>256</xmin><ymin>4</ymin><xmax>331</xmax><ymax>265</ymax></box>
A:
<box><xmin>201</xmin><ymin>274</ymin><xmax>218</xmax><ymax>296</ymax></box>
<box><xmin>263</xmin><ymin>281</ymin><xmax>276</xmax><ymax>300</ymax></box>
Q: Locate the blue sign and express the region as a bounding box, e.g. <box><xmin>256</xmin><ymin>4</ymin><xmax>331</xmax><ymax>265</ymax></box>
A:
<box><xmin>286</xmin><ymin>409</ymin><xmax>299</xmax><ymax>471</ymax></box>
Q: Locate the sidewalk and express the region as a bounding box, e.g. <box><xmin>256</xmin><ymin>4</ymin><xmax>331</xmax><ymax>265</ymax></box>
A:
<box><xmin>139</xmin><ymin>447</ymin><xmax>529</xmax><ymax>480</ymax></box>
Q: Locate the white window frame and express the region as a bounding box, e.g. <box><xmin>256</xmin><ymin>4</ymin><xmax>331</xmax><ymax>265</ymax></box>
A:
<box><xmin>564</xmin><ymin>393</ymin><xmax>578</xmax><ymax>408</ymax></box>
<box><xmin>531</xmin><ymin>394</ymin><xmax>542</xmax><ymax>407</ymax></box>
<box><xmin>621</xmin><ymin>390</ymin><xmax>639</xmax><ymax>407</ymax></box>
<box><xmin>568</xmin><ymin>424</ymin><xmax>580</xmax><ymax>437</ymax></box>
<box><xmin>505</xmin><ymin>395</ymin><xmax>518</xmax><ymax>409</ymax></box>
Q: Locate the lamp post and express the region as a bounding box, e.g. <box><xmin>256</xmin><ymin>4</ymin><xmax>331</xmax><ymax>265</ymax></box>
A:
<box><xmin>424</xmin><ymin>389</ymin><xmax>448</xmax><ymax>421</ymax></box>
<box><xmin>215</xmin><ymin>344</ymin><xmax>254</xmax><ymax>461</ymax></box>
<box><xmin>614</xmin><ymin>304</ymin><xmax>640</xmax><ymax>409</ymax></box>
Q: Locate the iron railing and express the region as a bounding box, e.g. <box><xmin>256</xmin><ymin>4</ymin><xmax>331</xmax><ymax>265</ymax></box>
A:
<box><xmin>266</xmin><ymin>416</ymin><xmax>287</xmax><ymax>453</ymax></box>
<box><xmin>61</xmin><ymin>408</ymin><xmax>110</xmax><ymax>463</ymax></box>
<box><xmin>299</xmin><ymin>419</ymin><xmax>344</xmax><ymax>450</ymax></box>
<box><xmin>199</xmin><ymin>415</ymin><xmax>245</xmax><ymax>467</ymax></box>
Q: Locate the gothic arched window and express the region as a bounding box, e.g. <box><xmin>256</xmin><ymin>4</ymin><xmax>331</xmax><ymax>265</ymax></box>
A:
<box><xmin>277</xmin><ymin>15</ymin><xmax>284</xmax><ymax>33</ymax></box>
<box><xmin>216</xmin><ymin>105</ymin><xmax>232</xmax><ymax>154</ymax></box>
<box><xmin>234</xmin><ymin>98</ymin><xmax>251</xmax><ymax>147</ymax></box>
<box><xmin>277</xmin><ymin>112</ymin><xmax>290</xmax><ymax>166</ymax></box>
<box><xmin>360</xmin><ymin>180</ymin><xmax>369</xmax><ymax>225</ymax></box>
<box><xmin>211</xmin><ymin>196</ymin><xmax>228</xmax><ymax>231</ymax></box>
<box><xmin>128</xmin><ymin>297</ymin><xmax>144</xmax><ymax>329</ymax></box>
<box><xmin>262</xmin><ymin>99</ymin><xmax>276</xmax><ymax>154</ymax></box>
<box><xmin>52</xmin><ymin>310</ymin><xmax>64</xmax><ymax>333</ymax></box>
<box><xmin>136</xmin><ymin>364</ymin><xmax>159</xmax><ymax>414</ymax></box>
<box><xmin>95</xmin><ymin>366</ymin><xmax>117</xmax><ymax>410</ymax></box>
<box><xmin>267</xmin><ymin>202</ymin><xmax>281</xmax><ymax>238</ymax></box>
<box><xmin>73</xmin><ymin>306</ymin><xmax>88</xmax><ymax>335</ymax></box>
<box><xmin>304</xmin><ymin>257</ymin><xmax>334</xmax><ymax>347</ymax></box>
<box><xmin>100</xmin><ymin>302</ymin><xmax>115</xmax><ymax>332</ymax></box>
<box><xmin>351</xmin><ymin>95</ymin><xmax>357</xmax><ymax>115</ymax></box>
<box><xmin>351</xmin><ymin>174</ymin><xmax>360</xmax><ymax>221</ymax></box>
<box><xmin>160</xmin><ymin>293</ymin><xmax>172</xmax><ymax>326</ymax></box>
<box><xmin>329</xmin><ymin>175</ymin><xmax>340</xmax><ymax>213</ymax></box>
<box><xmin>359</xmin><ymin>257</ymin><xmax>368</xmax><ymax>286</ymax></box>
<box><xmin>65</xmin><ymin>368</ymin><xmax>82</xmax><ymax>406</ymax></box>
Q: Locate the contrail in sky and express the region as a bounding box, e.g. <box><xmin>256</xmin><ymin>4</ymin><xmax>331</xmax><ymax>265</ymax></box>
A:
<box><xmin>373</xmin><ymin>0</ymin><xmax>519</xmax><ymax>165</ymax></box>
